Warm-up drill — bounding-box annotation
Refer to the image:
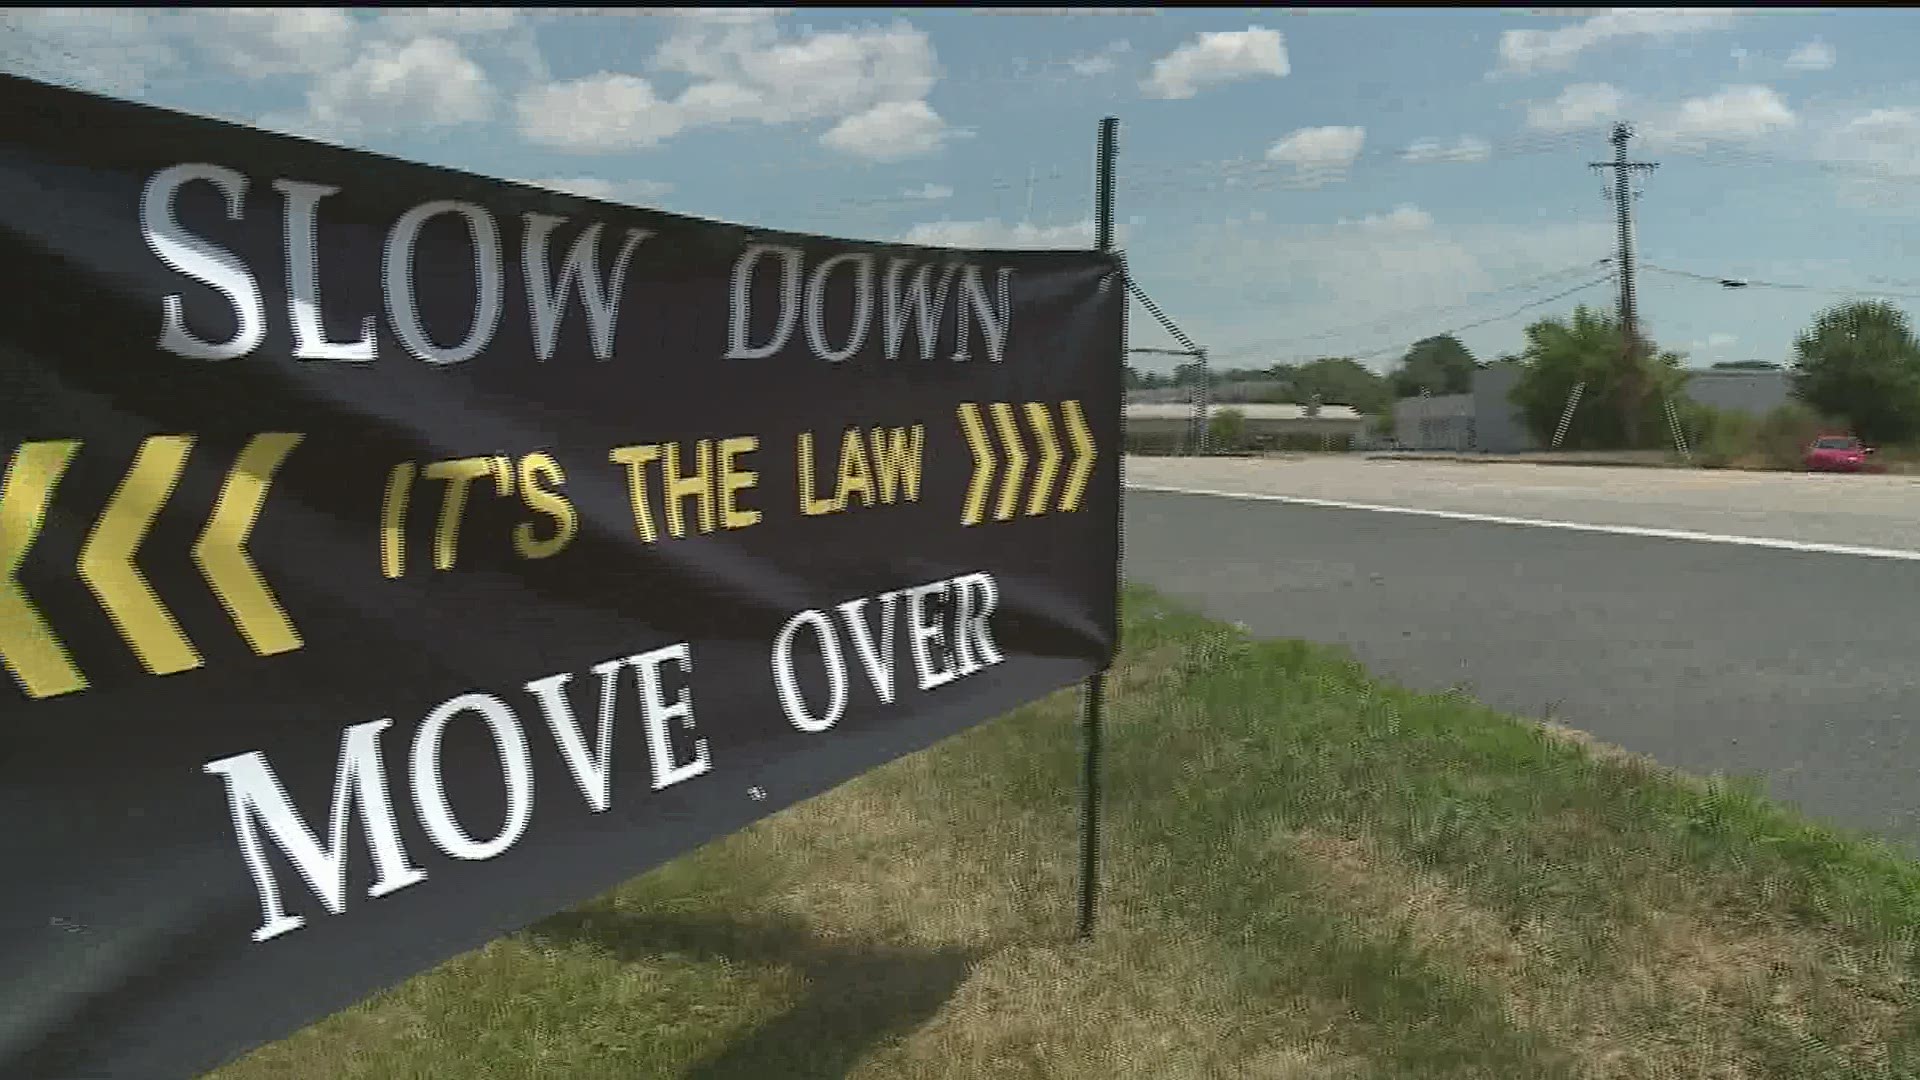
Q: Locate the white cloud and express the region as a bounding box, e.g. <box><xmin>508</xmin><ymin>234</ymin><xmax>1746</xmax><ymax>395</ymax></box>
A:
<box><xmin>1785</xmin><ymin>39</ymin><xmax>1836</xmax><ymax>72</ymax></box>
<box><xmin>1341</xmin><ymin>204</ymin><xmax>1435</xmax><ymax>233</ymax></box>
<box><xmin>903</xmin><ymin>182</ymin><xmax>954</xmax><ymax>200</ymax></box>
<box><xmin>1524</xmin><ymin>82</ymin><xmax>1626</xmax><ymax>132</ymax></box>
<box><xmin>528</xmin><ymin>9</ymin><xmax>785</xmax><ymax>26</ymax></box>
<box><xmin>1402</xmin><ymin>135</ymin><xmax>1492</xmax><ymax>164</ymax></box>
<box><xmin>1494</xmin><ymin>8</ymin><xmax>1739</xmax><ymax>77</ymax></box>
<box><xmin>518</xmin><ymin>177</ymin><xmax>675</xmax><ymax>204</ymax></box>
<box><xmin>1</xmin><ymin>9</ymin><xmax>508</xmax><ymax>99</ymax></box>
<box><xmin>654</xmin><ymin>19</ymin><xmax>935</xmax><ymax>124</ymax></box>
<box><xmin>821</xmin><ymin>99</ymin><xmax>949</xmax><ymax>161</ymax></box>
<box><xmin>378</xmin><ymin>7</ymin><xmax>547</xmax><ymax>81</ymax></box>
<box><xmin>183</xmin><ymin>9</ymin><xmax>543</xmax><ymax>140</ymax></box>
<box><xmin>901</xmin><ymin>217</ymin><xmax>1128</xmax><ymax>250</ymax></box>
<box><xmin>517</xmin><ymin>73</ymin><xmax>683</xmax><ymax>151</ymax></box>
<box><xmin>1846</xmin><ymin>107</ymin><xmax>1920</xmax><ymax>146</ymax></box>
<box><xmin>1143</xmin><ymin>26</ymin><xmax>1288</xmax><ymax>100</ymax></box>
<box><xmin>193</xmin><ymin>9</ymin><xmax>359</xmax><ymax>79</ymax></box>
<box><xmin>299</xmin><ymin>36</ymin><xmax>494</xmax><ymax>136</ymax></box>
<box><xmin>517</xmin><ymin>18</ymin><xmax>946</xmax><ymax>158</ymax></box>
<box><xmin>1817</xmin><ymin>107</ymin><xmax>1920</xmax><ymax>209</ymax></box>
<box><xmin>378</xmin><ymin>8</ymin><xmax>522</xmax><ymax>36</ymax></box>
<box><xmin>0</xmin><ymin>9</ymin><xmax>182</xmax><ymax>95</ymax></box>
<box><xmin>1658</xmin><ymin>84</ymin><xmax>1795</xmax><ymax>141</ymax></box>
<box><xmin>1265</xmin><ymin>125</ymin><xmax>1366</xmax><ymax>184</ymax></box>
<box><xmin>1068</xmin><ymin>39</ymin><xmax>1132</xmax><ymax>77</ymax></box>
<box><xmin>662</xmin><ymin>8</ymin><xmax>786</xmax><ymax>26</ymax></box>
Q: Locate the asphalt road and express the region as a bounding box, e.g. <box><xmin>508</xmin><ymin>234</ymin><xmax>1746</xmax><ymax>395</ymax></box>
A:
<box><xmin>1121</xmin><ymin>457</ymin><xmax>1920</xmax><ymax>853</ymax></box>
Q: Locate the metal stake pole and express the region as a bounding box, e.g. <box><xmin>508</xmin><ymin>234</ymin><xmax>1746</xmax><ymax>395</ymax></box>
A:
<box><xmin>1079</xmin><ymin>115</ymin><xmax>1118</xmax><ymax>941</ymax></box>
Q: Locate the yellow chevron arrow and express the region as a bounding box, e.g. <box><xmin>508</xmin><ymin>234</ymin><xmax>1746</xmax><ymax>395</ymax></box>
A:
<box><xmin>1024</xmin><ymin>402</ymin><xmax>1062</xmax><ymax>517</ymax></box>
<box><xmin>78</xmin><ymin>435</ymin><xmax>202</xmax><ymax>677</ymax></box>
<box><xmin>1059</xmin><ymin>399</ymin><xmax>1096</xmax><ymax>513</ymax></box>
<box><xmin>192</xmin><ymin>434</ymin><xmax>304</xmax><ymax>659</ymax></box>
<box><xmin>989</xmin><ymin>402</ymin><xmax>1028</xmax><ymax>522</ymax></box>
<box><xmin>0</xmin><ymin>441</ymin><xmax>87</xmax><ymax>699</ymax></box>
<box><xmin>956</xmin><ymin>403</ymin><xmax>995</xmax><ymax>527</ymax></box>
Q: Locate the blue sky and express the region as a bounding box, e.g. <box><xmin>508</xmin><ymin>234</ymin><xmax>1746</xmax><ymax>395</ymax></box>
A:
<box><xmin>9</xmin><ymin>7</ymin><xmax>1920</xmax><ymax>375</ymax></box>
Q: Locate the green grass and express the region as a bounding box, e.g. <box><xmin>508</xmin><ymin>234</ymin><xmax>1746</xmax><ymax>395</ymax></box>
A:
<box><xmin>209</xmin><ymin>587</ymin><xmax>1920</xmax><ymax>1079</ymax></box>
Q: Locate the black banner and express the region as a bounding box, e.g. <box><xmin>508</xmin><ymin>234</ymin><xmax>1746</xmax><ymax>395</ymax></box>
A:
<box><xmin>0</xmin><ymin>75</ymin><xmax>1120</xmax><ymax>1079</ymax></box>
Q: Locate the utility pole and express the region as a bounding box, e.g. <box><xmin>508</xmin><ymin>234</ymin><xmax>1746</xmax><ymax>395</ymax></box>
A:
<box><xmin>1590</xmin><ymin>122</ymin><xmax>1657</xmax><ymax>447</ymax></box>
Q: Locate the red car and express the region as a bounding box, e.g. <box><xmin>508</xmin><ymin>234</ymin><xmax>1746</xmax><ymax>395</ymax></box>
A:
<box><xmin>1803</xmin><ymin>434</ymin><xmax>1879</xmax><ymax>473</ymax></box>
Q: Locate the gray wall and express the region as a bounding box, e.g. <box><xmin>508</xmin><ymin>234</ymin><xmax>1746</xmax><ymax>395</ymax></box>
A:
<box><xmin>1471</xmin><ymin>363</ymin><xmax>1538</xmax><ymax>453</ymax></box>
<box><xmin>1129</xmin><ymin>379</ymin><xmax>1338</xmax><ymax>406</ymax></box>
<box><xmin>1437</xmin><ymin>366</ymin><xmax>1793</xmax><ymax>455</ymax></box>
<box><xmin>1681</xmin><ymin>370</ymin><xmax>1792</xmax><ymax>418</ymax></box>
<box><xmin>1136</xmin><ymin>366</ymin><xmax>1792</xmax><ymax>454</ymax></box>
<box><xmin>1129</xmin><ymin>417</ymin><xmax>1367</xmax><ymax>439</ymax></box>
<box><xmin>1206</xmin><ymin>380</ymin><xmax>1295</xmax><ymax>404</ymax></box>
<box><xmin>1392</xmin><ymin>392</ymin><xmax>1475</xmax><ymax>450</ymax></box>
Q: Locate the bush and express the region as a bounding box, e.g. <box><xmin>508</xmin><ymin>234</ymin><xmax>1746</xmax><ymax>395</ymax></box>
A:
<box><xmin>1755</xmin><ymin>400</ymin><xmax>1838</xmax><ymax>468</ymax></box>
<box><xmin>1253</xmin><ymin>432</ymin><xmax>1354</xmax><ymax>452</ymax></box>
<box><xmin>1124</xmin><ymin>432</ymin><xmax>1182</xmax><ymax>456</ymax></box>
<box><xmin>1674</xmin><ymin>399</ymin><xmax>1847</xmax><ymax>470</ymax></box>
<box><xmin>1208</xmin><ymin>407</ymin><xmax>1249</xmax><ymax>451</ymax></box>
<box><xmin>1675</xmin><ymin>402</ymin><xmax>1756</xmax><ymax>468</ymax></box>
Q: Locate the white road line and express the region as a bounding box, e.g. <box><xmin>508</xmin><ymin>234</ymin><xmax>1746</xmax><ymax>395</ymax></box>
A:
<box><xmin>1126</xmin><ymin>482</ymin><xmax>1920</xmax><ymax>562</ymax></box>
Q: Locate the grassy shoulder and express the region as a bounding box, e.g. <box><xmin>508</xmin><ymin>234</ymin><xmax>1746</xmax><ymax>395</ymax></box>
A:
<box><xmin>1665</xmin><ymin>400</ymin><xmax>1920</xmax><ymax>474</ymax></box>
<box><xmin>208</xmin><ymin>588</ymin><xmax>1920</xmax><ymax>1080</ymax></box>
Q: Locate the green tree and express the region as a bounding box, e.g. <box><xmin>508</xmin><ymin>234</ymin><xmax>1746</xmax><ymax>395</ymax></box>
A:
<box><xmin>1214</xmin><ymin>366</ymin><xmax>1270</xmax><ymax>384</ymax></box>
<box><xmin>1246</xmin><ymin>382</ymin><xmax>1300</xmax><ymax>404</ymax></box>
<box><xmin>1285</xmin><ymin>356</ymin><xmax>1392</xmax><ymax>415</ymax></box>
<box><xmin>1125</xmin><ymin>365</ymin><xmax>1175</xmax><ymax>390</ymax></box>
<box><xmin>1373</xmin><ymin>400</ymin><xmax>1397</xmax><ymax>439</ymax></box>
<box><xmin>1710</xmin><ymin>359</ymin><xmax>1782</xmax><ymax>371</ymax></box>
<box><xmin>1390</xmin><ymin>335</ymin><xmax>1478</xmax><ymax>397</ymax></box>
<box><xmin>1788</xmin><ymin>300</ymin><xmax>1920</xmax><ymax>444</ymax></box>
<box><xmin>1507</xmin><ymin>305</ymin><xmax>1687</xmax><ymax>450</ymax></box>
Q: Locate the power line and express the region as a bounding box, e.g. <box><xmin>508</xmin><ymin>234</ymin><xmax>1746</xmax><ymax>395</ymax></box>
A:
<box><xmin>817</xmin><ymin>128</ymin><xmax>1608</xmax><ymax>223</ymax></box>
<box><xmin>1652</xmin><ymin>136</ymin><xmax>1920</xmax><ymax>185</ymax></box>
<box><xmin>1344</xmin><ymin>273</ymin><xmax>1618</xmax><ymax>363</ymax></box>
<box><xmin>1215</xmin><ymin>271</ymin><xmax>1617</xmax><ymax>367</ymax></box>
<box><xmin>1641</xmin><ymin>263</ymin><xmax>1920</xmax><ymax>302</ymax></box>
<box><xmin>1230</xmin><ymin>258</ymin><xmax>1613</xmax><ymax>357</ymax></box>
<box><xmin>813</xmin><ymin>125</ymin><xmax>1920</xmax><ymax>231</ymax></box>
